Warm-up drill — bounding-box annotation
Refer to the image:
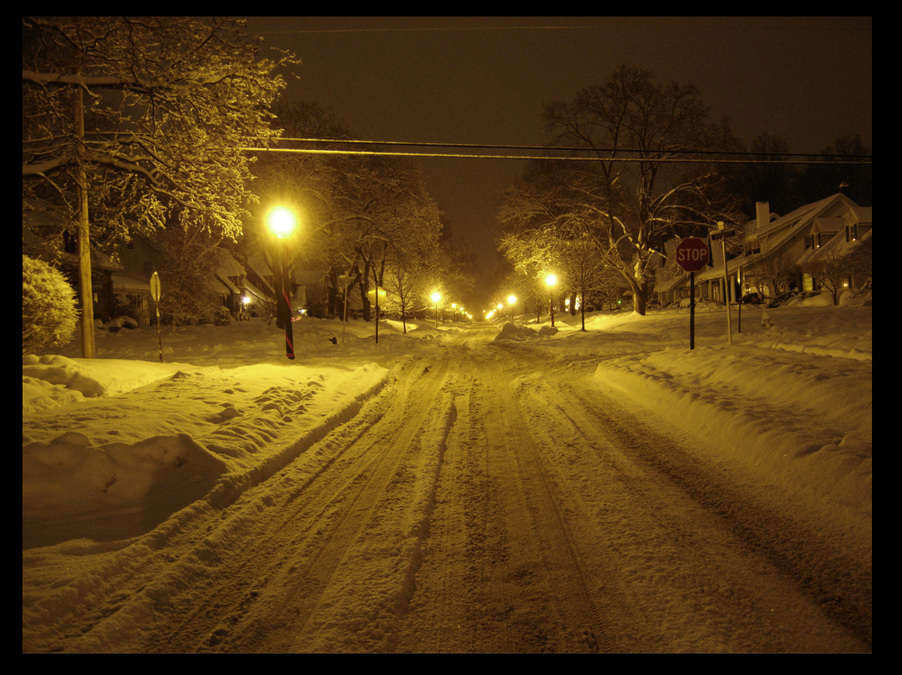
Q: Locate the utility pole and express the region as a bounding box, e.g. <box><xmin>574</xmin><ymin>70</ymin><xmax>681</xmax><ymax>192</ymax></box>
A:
<box><xmin>75</xmin><ymin>85</ymin><xmax>96</xmax><ymax>358</ymax></box>
<box><xmin>712</xmin><ymin>222</ymin><xmax>737</xmax><ymax>346</ymax></box>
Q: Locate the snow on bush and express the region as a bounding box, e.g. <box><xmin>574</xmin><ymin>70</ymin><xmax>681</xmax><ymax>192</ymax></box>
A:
<box><xmin>213</xmin><ymin>305</ymin><xmax>232</xmax><ymax>326</ymax></box>
<box><xmin>22</xmin><ymin>255</ymin><xmax>78</xmax><ymax>356</ymax></box>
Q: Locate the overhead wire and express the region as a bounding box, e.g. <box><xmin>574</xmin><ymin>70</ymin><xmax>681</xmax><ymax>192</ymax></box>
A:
<box><xmin>240</xmin><ymin>136</ymin><xmax>872</xmax><ymax>165</ymax></box>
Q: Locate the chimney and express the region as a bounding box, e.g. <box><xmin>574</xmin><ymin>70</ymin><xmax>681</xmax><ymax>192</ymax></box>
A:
<box><xmin>756</xmin><ymin>202</ymin><xmax>770</xmax><ymax>231</ymax></box>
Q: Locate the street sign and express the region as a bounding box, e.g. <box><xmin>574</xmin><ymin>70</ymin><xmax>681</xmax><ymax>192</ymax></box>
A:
<box><xmin>150</xmin><ymin>271</ymin><xmax>163</xmax><ymax>362</ymax></box>
<box><xmin>674</xmin><ymin>240</ymin><xmax>708</xmax><ymax>350</ymax></box>
<box><xmin>150</xmin><ymin>271</ymin><xmax>161</xmax><ymax>302</ymax></box>
<box><xmin>675</xmin><ymin>237</ymin><xmax>710</xmax><ymax>272</ymax></box>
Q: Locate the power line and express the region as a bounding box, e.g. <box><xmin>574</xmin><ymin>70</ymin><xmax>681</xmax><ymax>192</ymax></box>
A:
<box><xmin>52</xmin><ymin>131</ymin><xmax>871</xmax><ymax>164</ymax></box>
<box><xmin>253</xmin><ymin>24</ymin><xmax>584</xmax><ymax>35</ymax></box>
<box><xmin>240</xmin><ymin>138</ymin><xmax>872</xmax><ymax>165</ymax></box>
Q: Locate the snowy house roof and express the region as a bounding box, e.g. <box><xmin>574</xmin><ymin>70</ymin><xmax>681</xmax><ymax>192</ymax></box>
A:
<box><xmin>810</xmin><ymin>215</ymin><xmax>845</xmax><ymax>234</ymax></box>
<box><xmin>847</xmin><ymin>206</ymin><xmax>872</xmax><ymax>226</ymax></box>
<box><xmin>111</xmin><ymin>273</ymin><xmax>151</xmax><ymax>293</ymax></box>
<box><xmin>240</xmin><ymin>247</ymin><xmax>277</xmax><ymax>295</ymax></box>
<box><xmin>796</xmin><ymin>220</ymin><xmax>872</xmax><ymax>267</ymax></box>
<box><xmin>212</xmin><ymin>247</ymin><xmax>247</xmax><ymax>279</ymax></box>
<box><xmin>241</xmin><ymin>278</ymin><xmax>270</xmax><ymax>303</ymax></box>
<box><xmin>206</xmin><ymin>248</ymin><xmax>246</xmax><ymax>297</ymax></box>
<box><xmin>695</xmin><ymin>237</ymin><xmax>745</xmax><ymax>282</ymax></box>
<box><xmin>751</xmin><ymin>193</ymin><xmax>857</xmax><ymax>248</ymax></box>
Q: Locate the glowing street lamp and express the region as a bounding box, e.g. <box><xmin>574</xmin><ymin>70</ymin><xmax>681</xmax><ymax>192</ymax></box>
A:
<box><xmin>267</xmin><ymin>206</ymin><xmax>298</xmax><ymax>360</ymax></box>
<box><xmin>545</xmin><ymin>274</ymin><xmax>557</xmax><ymax>327</ymax></box>
<box><xmin>507</xmin><ymin>294</ymin><xmax>517</xmax><ymax>323</ymax></box>
<box><xmin>431</xmin><ymin>291</ymin><xmax>441</xmax><ymax>327</ymax></box>
<box><xmin>268</xmin><ymin>206</ymin><xmax>296</xmax><ymax>238</ymax></box>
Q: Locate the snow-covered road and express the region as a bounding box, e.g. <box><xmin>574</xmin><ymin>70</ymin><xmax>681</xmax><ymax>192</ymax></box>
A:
<box><xmin>22</xmin><ymin>317</ymin><xmax>871</xmax><ymax>652</ymax></box>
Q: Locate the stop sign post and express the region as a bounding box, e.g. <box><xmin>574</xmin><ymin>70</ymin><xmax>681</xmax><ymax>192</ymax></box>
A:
<box><xmin>676</xmin><ymin>238</ymin><xmax>710</xmax><ymax>350</ymax></box>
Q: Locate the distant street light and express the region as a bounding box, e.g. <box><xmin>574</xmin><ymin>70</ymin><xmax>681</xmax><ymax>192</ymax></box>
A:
<box><xmin>507</xmin><ymin>294</ymin><xmax>517</xmax><ymax>323</ymax></box>
<box><xmin>267</xmin><ymin>206</ymin><xmax>298</xmax><ymax>360</ymax></box>
<box><xmin>545</xmin><ymin>274</ymin><xmax>557</xmax><ymax>327</ymax></box>
<box><xmin>431</xmin><ymin>291</ymin><xmax>441</xmax><ymax>327</ymax></box>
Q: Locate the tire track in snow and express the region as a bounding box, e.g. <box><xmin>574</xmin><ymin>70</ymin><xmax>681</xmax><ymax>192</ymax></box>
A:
<box><xmin>393</xmin><ymin>358</ymin><xmax>520</xmax><ymax>652</ymax></box>
<box><xmin>276</xmin><ymin>357</ymin><xmax>458</xmax><ymax>652</ymax></box>
<box><xmin>159</xmin><ymin>356</ymin><xmax>457</xmax><ymax>652</ymax></box>
<box><xmin>63</xmin><ymin>358</ymin><xmax>442</xmax><ymax>653</ymax></box>
<box><xmin>537</xmin><ymin>374</ymin><xmax>871</xmax><ymax>652</ymax></box>
<box><xmin>474</xmin><ymin>357</ymin><xmax>616</xmax><ymax>653</ymax></box>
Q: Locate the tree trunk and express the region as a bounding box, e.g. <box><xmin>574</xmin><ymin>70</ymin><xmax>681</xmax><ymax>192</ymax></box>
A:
<box><xmin>359</xmin><ymin>260</ymin><xmax>371</xmax><ymax>322</ymax></box>
<box><xmin>326</xmin><ymin>267</ymin><xmax>340</xmax><ymax>318</ymax></box>
<box><xmin>629</xmin><ymin>275</ymin><xmax>648</xmax><ymax>315</ymax></box>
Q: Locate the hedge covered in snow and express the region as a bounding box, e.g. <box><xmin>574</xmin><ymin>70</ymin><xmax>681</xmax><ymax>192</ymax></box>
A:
<box><xmin>23</xmin><ymin>255</ymin><xmax>78</xmax><ymax>356</ymax></box>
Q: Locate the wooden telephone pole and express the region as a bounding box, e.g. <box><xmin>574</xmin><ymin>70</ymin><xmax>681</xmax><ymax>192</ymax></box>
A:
<box><xmin>74</xmin><ymin>85</ymin><xmax>96</xmax><ymax>358</ymax></box>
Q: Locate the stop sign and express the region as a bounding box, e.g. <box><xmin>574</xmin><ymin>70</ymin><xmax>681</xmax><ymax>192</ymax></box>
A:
<box><xmin>675</xmin><ymin>237</ymin><xmax>710</xmax><ymax>272</ymax></box>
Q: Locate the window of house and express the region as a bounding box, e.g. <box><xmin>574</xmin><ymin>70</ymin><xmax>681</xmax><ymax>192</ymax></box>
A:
<box><xmin>63</xmin><ymin>230</ymin><xmax>77</xmax><ymax>254</ymax></box>
<box><xmin>818</xmin><ymin>232</ymin><xmax>835</xmax><ymax>247</ymax></box>
<box><xmin>846</xmin><ymin>223</ymin><xmax>858</xmax><ymax>242</ymax></box>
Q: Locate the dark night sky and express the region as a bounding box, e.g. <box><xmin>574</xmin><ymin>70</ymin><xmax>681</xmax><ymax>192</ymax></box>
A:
<box><xmin>241</xmin><ymin>16</ymin><xmax>872</xmax><ymax>306</ymax></box>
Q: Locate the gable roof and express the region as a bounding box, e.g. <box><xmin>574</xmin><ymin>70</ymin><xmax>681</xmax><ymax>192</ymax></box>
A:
<box><xmin>847</xmin><ymin>206</ymin><xmax>872</xmax><ymax>225</ymax></box>
<box><xmin>752</xmin><ymin>193</ymin><xmax>856</xmax><ymax>243</ymax></box>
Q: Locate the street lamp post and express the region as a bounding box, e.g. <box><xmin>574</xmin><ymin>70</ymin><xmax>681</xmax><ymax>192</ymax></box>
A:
<box><xmin>267</xmin><ymin>206</ymin><xmax>298</xmax><ymax>360</ymax></box>
<box><xmin>507</xmin><ymin>295</ymin><xmax>517</xmax><ymax>323</ymax></box>
<box><xmin>545</xmin><ymin>274</ymin><xmax>557</xmax><ymax>327</ymax></box>
<box><xmin>431</xmin><ymin>292</ymin><xmax>441</xmax><ymax>327</ymax></box>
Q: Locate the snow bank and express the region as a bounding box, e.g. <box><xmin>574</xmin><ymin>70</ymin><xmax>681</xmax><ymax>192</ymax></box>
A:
<box><xmin>592</xmin><ymin>338</ymin><xmax>871</xmax><ymax>515</ymax></box>
<box><xmin>491</xmin><ymin>322</ymin><xmax>558</xmax><ymax>342</ymax></box>
<box><xmin>22</xmin><ymin>326</ymin><xmax>392</xmax><ymax>549</ymax></box>
<box><xmin>23</xmin><ymin>354</ymin><xmax>205</xmax><ymax>411</ymax></box>
<box><xmin>23</xmin><ymin>431</ymin><xmax>227</xmax><ymax>532</ymax></box>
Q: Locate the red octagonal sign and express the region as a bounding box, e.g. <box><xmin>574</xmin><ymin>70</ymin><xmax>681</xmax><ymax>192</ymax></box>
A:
<box><xmin>675</xmin><ymin>237</ymin><xmax>710</xmax><ymax>272</ymax></box>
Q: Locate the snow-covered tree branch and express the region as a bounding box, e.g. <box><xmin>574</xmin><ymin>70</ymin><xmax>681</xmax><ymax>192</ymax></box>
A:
<box><xmin>22</xmin><ymin>16</ymin><xmax>296</xmax><ymax>244</ymax></box>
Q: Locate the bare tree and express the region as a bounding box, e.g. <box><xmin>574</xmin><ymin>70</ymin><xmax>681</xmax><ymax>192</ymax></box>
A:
<box><xmin>539</xmin><ymin>65</ymin><xmax>742</xmax><ymax>315</ymax></box>
<box><xmin>748</xmin><ymin>251</ymin><xmax>799</xmax><ymax>299</ymax></box>
<box><xmin>722</xmin><ymin>133</ymin><xmax>798</xmax><ymax>215</ymax></box>
<box><xmin>800</xmin><ymin>246</ymin><xmax>866</xmax><ymax>305</ymax></box>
